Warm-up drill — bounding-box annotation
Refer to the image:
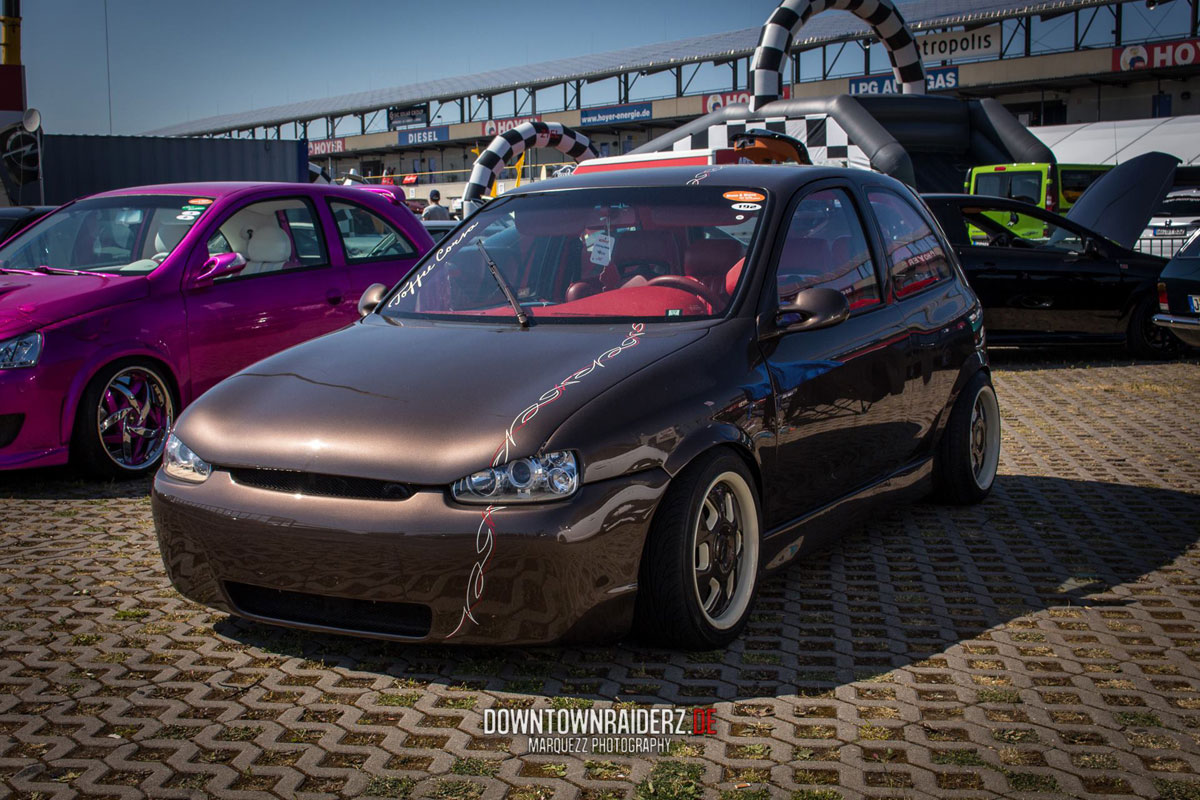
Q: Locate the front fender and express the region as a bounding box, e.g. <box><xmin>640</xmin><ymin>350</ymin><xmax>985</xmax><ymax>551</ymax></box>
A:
<box><xmin>54</xmin><ymin>305</ymin><xmax>185</xmax><ymax>444</ymax></box>
<box><xmin>544</xmin><ymin>318</ymin><xmax>772</xmax><ymax>487</ymax></box>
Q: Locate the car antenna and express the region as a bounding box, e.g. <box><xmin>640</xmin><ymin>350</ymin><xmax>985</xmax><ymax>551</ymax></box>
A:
<box><xmin>476</xmin><ymin>240</ymin><xmax>529</xmax><ymax>328</ymax></box>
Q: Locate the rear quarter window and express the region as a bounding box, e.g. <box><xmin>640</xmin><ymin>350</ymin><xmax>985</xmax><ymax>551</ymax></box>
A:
<box><xmin>867</xmin><ymin>189</ymin><xmax>954</xmax><ymax>299</ymax></box>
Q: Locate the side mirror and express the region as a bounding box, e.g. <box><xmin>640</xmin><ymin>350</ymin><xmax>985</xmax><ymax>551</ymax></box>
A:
<box><xmin>1083</xmin><ymin>237</ymin><xmax>1106</xmax><ymax>258</ymax></box>
<box><xmin>775</xmin><ymin>287</ymin><xmax>851</xmax><ymax>333</ymax></box>
<box><xmin>358</xmin><ymin>283</ymin><xmax>388</xmax><ymax>317</ymax></box>
<box><xmin>194</xmin><ymin>252</ymin><xmax>246</xmax><ymax>284</ymax></box>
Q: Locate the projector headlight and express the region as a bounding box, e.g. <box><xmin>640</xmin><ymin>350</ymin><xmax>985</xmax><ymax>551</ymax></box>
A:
<box><xmin>0</xmin><ymin>332</ymin><xmax>42</xmax><ymax>369</ymax></box>
<box><xmin>162</xmin><ymin>433</ymin><xmax>211</xmax><ymax>483</ymax></box>
<box><xmin>452</xmin><ymin>451</ymin><xmax>579</xmax><ymax>504</ymax></box>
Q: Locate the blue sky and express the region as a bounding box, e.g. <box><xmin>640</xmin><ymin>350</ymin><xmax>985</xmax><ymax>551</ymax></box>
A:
<box><xmin>23</xmin><ymin>0</ymin><xmax>783</xmax><ymax>135</ymax></box>
<box><xmin>22</xmin><ymin>0</ymin><xmax>1195</xmax><ymax>136</ymax></box>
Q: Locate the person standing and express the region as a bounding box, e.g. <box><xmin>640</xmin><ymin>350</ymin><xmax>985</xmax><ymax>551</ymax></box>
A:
<box><xmin>422</xmin><ymin>189</ymin><xmax>450</xmax><ymax>220</ymax></box>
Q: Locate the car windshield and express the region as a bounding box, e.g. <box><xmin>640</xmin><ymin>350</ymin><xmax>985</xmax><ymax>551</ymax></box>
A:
<box><xmin>382</xmin><ymin>186</ymin><xmax>766</xmax><ymax>323</ymax></box>
<box><xmin>0</xmin><ymin>195</ymin><xmax>212</xmax><ymax>274</ymax></box>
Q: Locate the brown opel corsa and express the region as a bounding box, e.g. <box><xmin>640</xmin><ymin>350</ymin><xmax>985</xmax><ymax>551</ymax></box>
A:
<box><xmin>152</xmin><ymin>165</ymin><xmax>1000</xmax><ymax>648</ymax></box>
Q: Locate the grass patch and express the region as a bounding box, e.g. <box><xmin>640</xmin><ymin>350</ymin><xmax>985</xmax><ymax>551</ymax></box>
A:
<box><xmin>377</xmin><ymin>692</ymin><xmax>420</xmax><ymax>707</ymax></box>
<box><xmin>932</xmin><ymin>749</ymin><xmax>985</xmax><ymax>766</ymax></box>
<box><xmin>977</xmin><ymin>688</ymin><xmax>1021</xmax><ymax>704</ymax></box>
<box><xmin>635</xmin><ymin>761</ymin><xmax>704</xmax><ymax>800</ymax></box>
<box><xmin>1116</xmin><ymin>711</ymin><xmax>1162</xmax><ymax>727</ymax></box>
<box><xmin>451</xmin><ymin>757</ymin><xmax>500</xmax><ymax>777</ymax></box>
<box><xmin>1006</xmin><ymin>772</ymin><xmax>1058</xmax><ymax>792</ymax></box>
<box><xmin>430</xmin><ymin>779</ymin><xmax>485</xmax><ymax>800</ymax></box>
<box><xmin>1155</xmin><ymin>779</ymin><xmax>1200</xmax><ymax>800</ymax></box>
<box><xmin>364</xmin><ymin>775</ymin><xmax>416</xmax><ymax>798</ymax></box>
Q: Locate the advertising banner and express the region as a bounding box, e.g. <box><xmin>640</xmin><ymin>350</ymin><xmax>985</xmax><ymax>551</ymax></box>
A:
<box><xmin>307</xmin><ymin>138</ymin><xmax>346</xmax><ymax>156</ymax></box>
<box><xmin>1112</xmin><ymin>38</ymin><xmax>1200</xmax><ymax>71</ymax></box>
<box><xmin>388</xmin><ymin>105</ymin><xmax>430</xmax><ymax>129</ymax></box>
<box><xmin>483</xmin><ymin>116</ymin><xmax>542</xmax><ymax>136</ymax></box>
<box><xmin>849</xmin><ymin>66</ymin><xmax>958</xmax><ymax>95</ymax></box>
<box><xmin>915</xmin><ymin>26</ymin><xmax>1001</xmax><ymax>63</ymax></box>
<box><xmin>580</xmin><ymin>102</ymin><xmax>653</xmax><ymax>127</ymax></box>
<box><xmin>399</xmin><ymin>126</ymin><xmax>450</xmax><ymax>147</ymax></box>
<box><xmin>703</xmin><ymin>87</ymin><xmax>791</xmax><ymax>114</ymax></box>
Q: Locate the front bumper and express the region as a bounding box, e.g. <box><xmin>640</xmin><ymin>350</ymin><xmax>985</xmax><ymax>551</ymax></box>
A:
<box><xmin>0</xmin><ymin>366</ymin><xmax>71</xmax><ymax>470</ymax></box>
<box><xmin>1152</xmin><ymin>313</ymin><xmax>1200</xmax><ymax>347</ymax></box>
<box><xmin>152</xmin><ymin>468</ymin><xmax>670</xmax><ymax>645</ymax></box>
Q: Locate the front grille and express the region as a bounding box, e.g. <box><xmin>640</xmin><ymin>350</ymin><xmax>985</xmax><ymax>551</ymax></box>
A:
<box><xmin>225</xmin><ymin>582</ymin><xmax>431</xmax><ymax>638</ymax></box>
<box><xmin>0</xmin><ymin>413</ymin><xmax>23</xmax><ymax>449</ymax></box>
<box><xmin>228</xmin><ymin>468</ymin><xmax>412</xmax><ymax>501</ymax></box>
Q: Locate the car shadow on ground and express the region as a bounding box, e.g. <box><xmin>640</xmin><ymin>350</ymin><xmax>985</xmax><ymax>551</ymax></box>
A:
<box><xmin>208</xmin><ymin>473</ymin><xmax>1200</xmax><ymax>705</ymax></box>
<box><xmin>986</xmin><ymin>344</ymin><xmax>1200</xmax><ymax>371</ymax></box>
<box><xmin>0</xmin><ymin>465</ymin><xmax>152</xmax><ymax>500</ymax></box>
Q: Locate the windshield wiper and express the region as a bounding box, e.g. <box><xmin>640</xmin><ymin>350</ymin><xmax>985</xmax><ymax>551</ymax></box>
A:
<box><xmin>476</xmin><ymin>240</ymin><xmax>529</xmax><ymax>328</ymax></box>
<box><xmin>33</xmin><ymin>265</ymin><xmax>103</xmax><ymax>276</ymax></box>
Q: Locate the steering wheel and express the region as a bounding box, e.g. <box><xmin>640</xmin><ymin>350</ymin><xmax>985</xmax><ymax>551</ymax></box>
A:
<box><xmin>647</xmin><ymin>275</ymin><xmax>723</xmax><ymax>309</ymax></box>
<box><xmin>366</xmin><ymin>232</ymin><xmax>397</xmax><ymax>257</ymax></box>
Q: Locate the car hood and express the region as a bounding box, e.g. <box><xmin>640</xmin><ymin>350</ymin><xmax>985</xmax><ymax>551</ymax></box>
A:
<box><xmin>1065</xmin><ymin>151</ymin><xmax>1179</xmax><ymax>249</ymax></box>
<box><xmin>0</xmin><ymin>272</ymin><xmax>148</xmax><ymax>338</ymax></box>
<box><xmin>175</xmin><ymin>315</ymin><xmax>709</xmax><ymax>485</ymax></box>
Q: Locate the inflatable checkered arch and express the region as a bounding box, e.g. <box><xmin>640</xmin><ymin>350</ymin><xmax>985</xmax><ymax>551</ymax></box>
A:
<box><xmin>750</xmin><ymin>0</ymin><xmax>925</xmax><ymax>112</ymax></box>
<box><xmin>462</xmin><ymin>121</ymin><xmax>598</xmax><ymax>216</ymax></box>
<box><xmin>671</xmin><ymin>114</ymin><xmax>869</xmax><ymax>171</ymax></box>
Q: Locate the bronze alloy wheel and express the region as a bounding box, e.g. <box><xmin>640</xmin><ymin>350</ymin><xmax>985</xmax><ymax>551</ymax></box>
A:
<box><xmin>691</xmin><ymin>471</ymin><xmax>760</xmax><ymax>629</ymax></box>
<box><xmin>969</xmin><ymin>386</ymin><xmax>1000</xmax><ymax>491</ymax></box>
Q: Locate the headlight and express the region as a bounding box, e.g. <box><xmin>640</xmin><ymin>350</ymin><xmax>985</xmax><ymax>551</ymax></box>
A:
<box><xmin>452</xmin><ymin>451</ymin><xmax>579</xmax><ymax>504</ymax></box>
<box><xmin>163</xmin><ymin>433</ymin><xmax>211</xmax><ymax>483</ymax></box>
<box><xmin>0</xmin><ymin>332</ymin><xmax>41</xmax><ymax>369</ymax></box>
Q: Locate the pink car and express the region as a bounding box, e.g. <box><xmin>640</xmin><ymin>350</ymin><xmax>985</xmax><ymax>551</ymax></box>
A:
<box><xmin>0</xmin><ymin>182</ymin><xmax>434</xmax><ymax>477</ymax></box>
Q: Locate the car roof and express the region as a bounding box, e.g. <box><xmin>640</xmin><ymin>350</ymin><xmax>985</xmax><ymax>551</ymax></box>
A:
<box><xmin>503</xmin><ymin>164</ymin><xmax>895</xmax><ymax>197</ymax></box>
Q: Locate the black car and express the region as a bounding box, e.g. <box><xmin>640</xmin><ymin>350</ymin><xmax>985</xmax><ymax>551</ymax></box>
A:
<box><xmin>924</xmin><ymin>152</ymin><xmax>1182</xmax><ymax>358</ymax></box>
<box><xmin>0</xmin><ymin>206</ymin><xmax>55</xmax><ymax>242</ymax></box>
<box><xmin>153</xmin><ymin>165</ymin><xmax>1000</xmax><ymax>647</ymax></box>
<box><xmin>1154</xmin><ymin>231</ymin><xmax>1200</xmax><ymax>347</ymax></box>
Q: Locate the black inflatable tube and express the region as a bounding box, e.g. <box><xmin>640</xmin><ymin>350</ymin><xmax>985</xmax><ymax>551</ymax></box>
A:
<box><xmin>969</xmin><ymin>98</ymin><xmax>1055</xmax><ymax>165</ymax></box>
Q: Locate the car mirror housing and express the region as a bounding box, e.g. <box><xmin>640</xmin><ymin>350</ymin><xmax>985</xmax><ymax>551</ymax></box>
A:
<box><xmin>358</xmin><ymin>283</ymin><xmax>388</xmax><ymax>317</ymax></box>
<box><xmin>194</xmin><ymin>252</ymin><xmax>246</xmax><ymax>284</ymax></box>
<box><xmin>773</xmin><ymin>287</ymin><xmax>851</xmax><ymax>334</ymax></box>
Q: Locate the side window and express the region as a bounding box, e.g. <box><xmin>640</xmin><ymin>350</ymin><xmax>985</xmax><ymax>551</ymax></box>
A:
<box><xmin>329</xmin><ymin>201</ymin><xmax>417</xmax><ymax>263</ymax></box>
<box><xmin>776</xmin><ymin>188</ymin><xmax>881</xmax><ymax>312</ymax></box>
<box><xmin>206</xmin><ymin>197</ymin><xmax>327</xmax><ymax>280</ymax></box>
<box><xmin>866</xmin><ymin>189</ymin><xmax>953</xmax><ymax>300</ymax></box>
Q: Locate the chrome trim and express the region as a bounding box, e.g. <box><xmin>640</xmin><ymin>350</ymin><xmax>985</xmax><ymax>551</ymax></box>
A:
<box><xmin>1153</xmin><ymin>313</ymin><xmax>1200</xmax><ymax>330</ymax></box>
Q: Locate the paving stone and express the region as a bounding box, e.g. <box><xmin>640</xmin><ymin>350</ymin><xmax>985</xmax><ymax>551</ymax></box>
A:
<box><xmin>1</xmin><ymin>351</ymin><xmax>1198</xmax><ymax>798</ymax></box>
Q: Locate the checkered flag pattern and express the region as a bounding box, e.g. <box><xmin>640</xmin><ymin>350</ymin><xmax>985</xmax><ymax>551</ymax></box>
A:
<box><xmin>462</xmin><ymin>121</ymin><xmax>599</xmax><ymax>216</ymax></box>
<box><xmin>670</xmin><ymin>114</ymin><xmax>870</xmax><ymax>171</ymax></box>
<box><xmin>749</xmin><ymin>0</ymin><xmax>925</xmax><ymax>112</ymax></box>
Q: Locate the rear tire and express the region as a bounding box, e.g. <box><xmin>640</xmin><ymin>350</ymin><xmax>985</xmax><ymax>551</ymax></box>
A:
<box><xmin>1127</xmin><ymin>295</ymin><xmax>1180</xmax><ymax>360</ymax></box>
<box><xmin>932</xmin><ymin>371</ymin><xmax>1000</xmax><ymax>505</ymax></box>
<box><xmin>636</xmin><ymin>450</ymin><xmax>761</xmax><ymax>649</ymax></box>
<box><xmin>73</xmin><ymin>360</ymin><xmax>176</xmax><ymax>480</ymax></box>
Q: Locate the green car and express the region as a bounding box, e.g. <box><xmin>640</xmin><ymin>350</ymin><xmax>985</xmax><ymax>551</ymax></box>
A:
<box><xmin>965</xmin><ymin>162</ymin><xmax>1111</xmax><ymax>241</ymax></box>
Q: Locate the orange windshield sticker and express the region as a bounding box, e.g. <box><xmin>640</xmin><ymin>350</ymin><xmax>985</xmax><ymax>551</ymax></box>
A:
<box><xmin>187</xmin><ymin>198</ymin><xmax>214</xmax><ymax>205</ymax></box>
<box><xmin>723</xmin><ymin>190</ymin><xmax>765</xmax><ymax>203</ymax></box>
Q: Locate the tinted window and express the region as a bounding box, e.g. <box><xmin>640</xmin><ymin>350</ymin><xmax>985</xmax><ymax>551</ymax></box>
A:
<box><xmin>330</xmin><ymin>201</ymin><xmax>417</xmax><ymax>263</ymax></box>
<box><xmin>776</xmin><ymin>188</ymin><xmax>880</xmax><ymax>312</ymax></box>
<box><xmin>1179</xmin><ymin>231</ymin><xmax>1200</xmax><ymax>259</ymax></box>
<box><xmin>955</xmin><ymin>204</ymin><xmax>1087</xmax><ymax>254</ymax></box>
<box><xmin>867</xmin><ymin>189</ymin><xmax>953</xmax><ymax>299</ymax></box>
<box><xmin>974</xmin><ymin>170</ymin><xmax>1042</xmax><ymax>204</ymax></box>
<box><xmin>1060</xmin><ymin>168</ymin><xmax>1107</xmax><ymax>202</ymax></box>
<box><xmin>206</xmin><ymin>197</ymin><xmax>328</xmax><ymax>280</ymax></box>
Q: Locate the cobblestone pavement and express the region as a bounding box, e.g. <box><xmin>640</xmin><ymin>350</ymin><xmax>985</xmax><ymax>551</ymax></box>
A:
<box><xmin>2</xmin><ymin>352</ymin><xmax>1199</xmax><ymax>800</ymax></box>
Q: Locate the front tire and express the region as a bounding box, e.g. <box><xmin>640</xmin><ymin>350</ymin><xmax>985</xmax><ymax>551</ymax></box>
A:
<box><xmin>636</xmin><ymin>450</ymin><xmax>761</xmax><ymax>649</ymax></box>
<box><xmin>1127</xmin><ymin>295</ymin><xmax>1180</xmax><ymax>360</ymax></box>
<box><xmin>932</xmin><ymin>371</ymin><xmax>1000</xmax><ymax>505</ymax></box>
<box><xmin>73</xmin><ymin>360</ymin><xmax>176</xmax><ymax>479</ymax></box>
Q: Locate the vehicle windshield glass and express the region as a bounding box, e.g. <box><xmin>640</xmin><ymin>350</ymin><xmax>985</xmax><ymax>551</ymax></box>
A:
<box><xmin>959</xmin><ymin>204</ymin><xmax>1088</xmax><ymax>253</ymax></box>
<box><xmin>0</xmin><ymin>195</ymin><xmax>212</xmax><ymax>274</ymax></box>
<box><xmin>382</xmin><ymin>186</ymin><xmax>765</xmax><ymax>323</ymax></box>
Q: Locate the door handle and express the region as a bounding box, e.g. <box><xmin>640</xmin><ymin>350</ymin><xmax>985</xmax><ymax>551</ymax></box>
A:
<box><xmin>326</xmin><ymin>289</ymin><xmax>344</xmax><ymax>306</ymax></box>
